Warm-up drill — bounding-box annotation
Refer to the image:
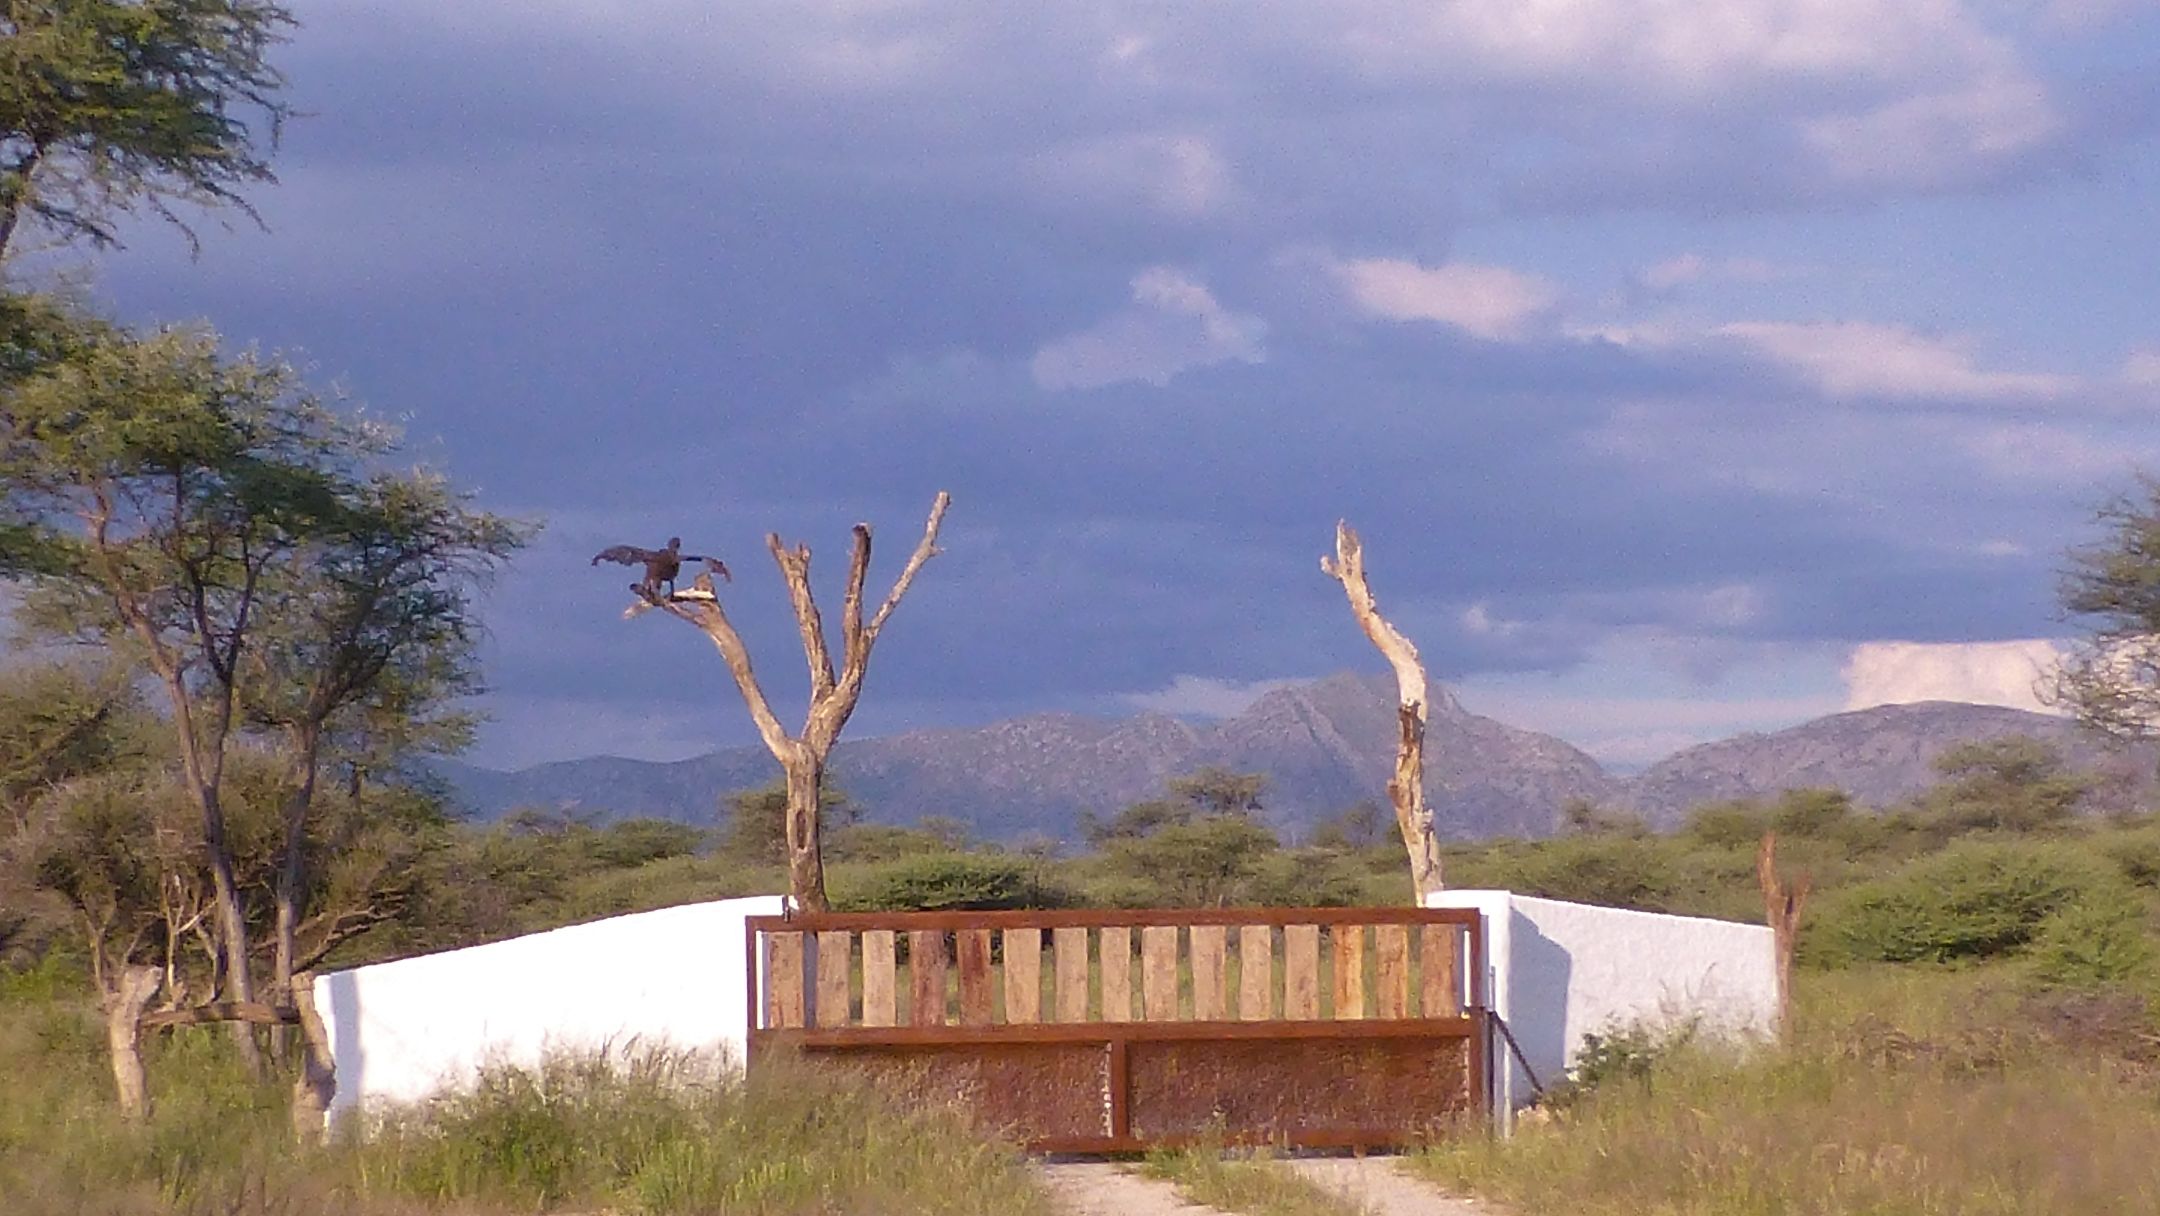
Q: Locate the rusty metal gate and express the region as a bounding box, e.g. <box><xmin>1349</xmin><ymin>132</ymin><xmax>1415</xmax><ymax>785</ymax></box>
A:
<box><xmin>745</xmin><ymin>906</ymin><xmax>1487</xmax><ymax>1152</ymax></box>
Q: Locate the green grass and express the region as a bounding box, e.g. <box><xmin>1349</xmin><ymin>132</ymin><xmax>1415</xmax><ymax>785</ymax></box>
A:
<box><xmin>1140</xmin><ymin>1142</ymin><xmax>1373</xmax><ymax>1216</ymax></box>
<box><xmin>0</xmin><ymin>957</ymin><xmax>1054</xmax><ymax>1216</ymax></box>
<box><xmin>1411</xmin><ymin>966</ymin><xmax>2160</xmax><ymax>1216</ymax></box>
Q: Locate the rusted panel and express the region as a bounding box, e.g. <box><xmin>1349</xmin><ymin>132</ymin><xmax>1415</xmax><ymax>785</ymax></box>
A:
<box><xmin>1127</xmin><ymin>1034</ymin><xmax>1474</xmax><ymax>1142</ymax></box>
<box><xmin>909</xmin><ymin>929</ymin><xmax>947</xmax><ymax>1027</ymax></box>
<box><xmin>1003</xmin><ymin>928</ymin><xmax>1042</xmax><ymax>1024</ymax></box>
<box><xmin>1238</xmin><ymin>925</ymin><xmax>1273</xmax><ymax>1021</ymax></box>
<box><xmin>814</xmin><ymin>1040</ymin><xmax>1112</xmax><ymax>1142</ymax></box>
<box><xmin>1100</xmin><ymin>927</ymin><xmax>1133</xmax><ymax>1022</ymax></box>
<box><xmin>1373</xmin><ymin>925</ymin><xmax>1410</xmax><ymax>1021</ymax></box>
<box><xmin>816</xmin><ymin>930</ymin><xmax>852</xmax><ymax>1028</ymax></box>
<box><xmin>957</xmin><ymin>929</ymin><xmax>995</xmax><ymax>1026</ymax></box>
<box><xmin>1053</xmin><ymin>927</ymin><xmax>1090</xmax><ymax>1023</ymax></box>
<box><xmin>1141</xmin><ymin>926</ymin><xmax>1180</xmax><ymax>1021</ymax></box>
<box><xmin>1283</xmin><ymin>925</ymin><xmax>1320</xmax><ymax>1019</ymax></box>
<box><xmin>1332</xmin><ymin>925</ymin><xmax>1366</xmax><ymax>1020</ymax></box>
<box><xmin>1189</xmin><ymin>925</ymin><xmax>1227</xmax><ymax>1021</ymax></box>
<box><xmin>1420</xmin><ymin>923</ymin><xmax>1461</xmax><ymax>1016</ymax></box>
<box><xmin>862</xmin><ymin>930</ymin><xmax>897</xmax><ymax>1027</ymax></box>
<box><xmin>767</xmin><ymin>932</ymin><xmax>806</xmax><ymax>1029</ymax></box>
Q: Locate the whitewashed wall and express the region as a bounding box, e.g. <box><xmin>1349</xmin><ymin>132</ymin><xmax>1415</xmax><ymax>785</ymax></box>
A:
<box><xmin>1427</xmin><ymin>891</ymin><xmax>1776</xmax><ymax>1121</ymax></box>
<box><xmin>315</xmin><ymin>894</ymin><xmax>784</xmax><ymax>1117</ymax></box>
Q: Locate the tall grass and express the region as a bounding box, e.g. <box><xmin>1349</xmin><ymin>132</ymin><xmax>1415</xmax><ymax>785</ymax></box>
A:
<box><xmin>0</xmin><ymin>958</ymin><xmax>1052</xmax><ymax>1216</ymax></box>
<box><xmin>1413</xmin><ymin>966</ymin><xmax>2160</xmax><ymax>1216</ymax></box>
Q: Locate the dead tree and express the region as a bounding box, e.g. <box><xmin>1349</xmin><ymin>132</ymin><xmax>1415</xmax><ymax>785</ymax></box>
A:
<box><xmin>645</xmin><ymin>492</ymin><xmax>951</xmax><ymax>912</ymax></box>
<box><xmin>103</xmin><ymin>965</ymin><xmax>162</xmax><ymax>1120</ymax></box>
<box><xmin>1756</xmin><ymin>832</ymin><xmax>1810</xmax><ymax>1036</ymax></box>
<box><xmin>1321</xmin><ymin>520</ymin><xmax>1444</xmax><ymax>899</ymax></box>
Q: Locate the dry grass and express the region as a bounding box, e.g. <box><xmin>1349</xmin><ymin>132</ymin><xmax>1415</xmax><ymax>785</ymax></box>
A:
<box><xmin>1140</xmin><ymin>1141</ymin><xmax>1374</xmax><ymax>1216</ymax></box>
<box><xmin>0</xmin><ymin>957</ymin><xmax>1053</xmax><ymax>1216</ymax></box>
<box><xmin>1413</xmin><ymin>966</ymin><xmax>2160</xmax><ymax>1216</ymax></box>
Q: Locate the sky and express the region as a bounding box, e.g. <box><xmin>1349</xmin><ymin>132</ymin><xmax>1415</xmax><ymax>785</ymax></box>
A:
<box><xmin>27</xmin><ymin>0</ymin><xmax>2160</xmax><ymax>771</ymax></box>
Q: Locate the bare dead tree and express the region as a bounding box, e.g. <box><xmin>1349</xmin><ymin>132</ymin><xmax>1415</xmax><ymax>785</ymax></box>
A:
<box><xmin>1321</xmin><ymin>520</ymin><xmax>1444</xmax><ymax>899</ymax></box>
<box><xmin>1756</xmin><ymin>832</ymin><xmax>1810</xmax><ymax>1037</ymax></box>
<box><xmin>103</xmin><ymin>964</ymin><xmax>162</xmax><ymax>1120</ymax></box>
<box><xmin>640</xmin><ymin>492</ymin><xmax>951</xmax><ymax>912</ymax></box>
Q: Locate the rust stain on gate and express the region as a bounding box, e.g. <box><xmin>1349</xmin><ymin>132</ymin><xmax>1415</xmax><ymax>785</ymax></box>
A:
<box><xmin>744</xmin><ymin>906</ymin><xmax>1487</xmax><ymax>1152</ymax></box>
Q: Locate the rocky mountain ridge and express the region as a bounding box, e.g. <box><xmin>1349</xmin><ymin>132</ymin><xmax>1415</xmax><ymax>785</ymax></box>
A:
<box><xmin>437</xmin><ymin>674</ymin><xmax>2155</xmax><ymax>840</ymax></box>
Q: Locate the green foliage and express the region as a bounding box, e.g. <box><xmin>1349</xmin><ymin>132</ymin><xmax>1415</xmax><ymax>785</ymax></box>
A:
<box><xmin>718</xmin><ymin>780</ymin><xmax>858</xmax><ymax>865</ymax></box>
<box><xmin>584</xmin><ymin>818</ymin><xmax>706</xmax><ymax>869</ymax></box>
<box><xmin>1306</xmin><ymin>800</ymin><xmax>1389</xmax><ymax>850</ymax></box>
<box><xmin>1916</xmin><ymin>738</ymin><xmax>2089</xmax><ymax>834</ymax></box>
<box><xmin>1818</xmin><ymin>841</ymin><xmax>2115</xmax><ymax>965</ymax></box>
<box><xmin>0</xmin><ymin>0</ymin><xmax>295</xmax><ymax>256</ymax></box>
<box><xmin>1096</xmin><ymin>814</ymin><xmax>1281</xmax><ymax>907</ymax></box>
<box><xmin>2057</xmin><ymin>475</ymin><xmax>2160</xmax><ymax>737</ymax></box>
<box><xmin>2029</xmin><ymin>890</ymin><xmax>2155</xmax><ymax>991</ymax></box>
<box><xmin>838</xmin><ymin>852</ymin><xmax>1074</xmax><ymax>912</ymax></box>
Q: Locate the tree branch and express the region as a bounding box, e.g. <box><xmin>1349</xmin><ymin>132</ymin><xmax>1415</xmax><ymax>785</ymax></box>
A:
<box><xmin>1322</xmin><ymin>519</ymin><xmax>1443</xmax><ymax>898</ymax></box>
<box><xmin>863</xmin><ymin>490</ymin><xmax>951</xmax><ymax>645</ymax></box>
<box><xmin>768</xmin><ymin>535</ymin><xmax>837</xmax><ymax>703</ymax></box>
<box><xmin>657</xmin><ymin>577</ymin><xmax>797</xmax><ymax>762</ymax></box>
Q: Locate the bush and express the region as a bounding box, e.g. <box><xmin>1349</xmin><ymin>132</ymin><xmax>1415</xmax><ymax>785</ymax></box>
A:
<box><xmin>2029</xmin><ymin>891</ymin><xmax>2155</xmax><ymax>991</ymax></box>
<box><xmin>1818</xmin><ymin>842</ymin><xmax>2115</xmax><ymax>965</ymax></box>
<box><xmin>837</xmin><ymin>853</ymin><xmax>1074</xmax><ymax>912</ymax></box>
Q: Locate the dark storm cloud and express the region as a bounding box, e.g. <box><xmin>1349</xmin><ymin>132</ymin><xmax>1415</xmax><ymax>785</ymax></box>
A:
<box><xmin>59</xmin><ymin>1</ymin><xmax>2160</xmax><ymax>763</ymax></box>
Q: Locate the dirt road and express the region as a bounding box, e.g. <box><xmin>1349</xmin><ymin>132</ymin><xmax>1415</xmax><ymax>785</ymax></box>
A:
<box><xmin>1036</xmin><ymin>1155</ymin><xmax>1494</xmax><ymax>1216</ymax></box>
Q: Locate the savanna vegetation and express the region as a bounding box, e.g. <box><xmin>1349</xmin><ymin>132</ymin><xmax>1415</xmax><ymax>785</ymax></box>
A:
<box><xmin>13</xmin><ymin>6</ymin><xmax>2160</xmax><ymax>1215</ymax></box>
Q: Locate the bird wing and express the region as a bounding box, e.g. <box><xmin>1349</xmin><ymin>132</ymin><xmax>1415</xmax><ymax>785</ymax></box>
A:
<box><xmin>697</xmin><ymin>557</ymin><xmax>732</xmax><ymax>582</ymax></box>
<box><xmin>592</xmin><ymin>544</ymin><xmax>657</xmax><ymax>567</ymax></box>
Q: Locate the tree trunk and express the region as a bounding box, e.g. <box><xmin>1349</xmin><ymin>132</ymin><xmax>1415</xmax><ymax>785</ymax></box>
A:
<box><xmin>158</xmin><ymin>668</ymin><xmax>261</xmax><ymax>1069</ymax></box>
<box><xmin>103</xmin><ymin>965</ymin><xmax>162</xmax><ymax>1120</ymax></box>
<box><xmin>1757</xmin><ymin>833</ymin><xmax>1809</xmax><ymax>1037</ymax></box>
<box><xmin>289</xmin><ymin>972</ymin><xmax>336</xmax><ymax>1143</ymax></box>
<box><xmin>1323</xmin><ymin>521</ymin><xmax>1444</xmax><ymax>899</ymax></box>
<box><xmin>783</xmin><ymin>749</ymin><xmax>829</xmax><ymax>913</ymax></box>
<box><xmin>274</xmin><ymin>725</ymin><xmax>323</xmax><ymax>1007</ymax></box>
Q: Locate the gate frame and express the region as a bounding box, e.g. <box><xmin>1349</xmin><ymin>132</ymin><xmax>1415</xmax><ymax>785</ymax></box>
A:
<box><xmin>745</xmin><ymin>905</ymin><xmax>1490</xmax><ymax>1152</ymax></box>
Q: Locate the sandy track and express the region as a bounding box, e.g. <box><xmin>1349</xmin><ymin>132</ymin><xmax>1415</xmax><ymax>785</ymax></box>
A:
<box><xmin>1279</xmin><ymin>1156</ymin><xmax>1494</xmax><ymax>1216</ymax></box>
<box><xmin>1033</xmin><ymin>1161</ymin><xmax>1240</xmax><ymax>1216</ymax></box>
<box><xmin>1036</xmin><ymin>1155</ymin><xmax>1495</xmax><ymax>1216</ymax></box>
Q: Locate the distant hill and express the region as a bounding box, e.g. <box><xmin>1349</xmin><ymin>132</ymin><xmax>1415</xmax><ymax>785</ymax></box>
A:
<box><xmin>435</xmin><ymin>677</ymin><xmax>2157</xmax><ymax>841</ymax></box>
<box><xmin>1616</xmin><ymin>700</ymin><xmax>2159</xmax><ymax>826</ymax></box>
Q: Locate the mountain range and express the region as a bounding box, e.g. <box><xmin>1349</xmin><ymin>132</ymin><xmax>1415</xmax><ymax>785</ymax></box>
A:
<box><xmin>436</xmin><ymin>673</ymin><xmax>2158</xmax><ymax>841</ymax></box>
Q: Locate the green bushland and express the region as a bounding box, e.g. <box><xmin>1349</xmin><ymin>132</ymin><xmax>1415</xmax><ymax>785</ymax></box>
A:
<box><xmin>0</xmin><ymin>957</ymin><xmax>1052</xmax><ymax>1216</ymax></box>
<box><xmin>1413</xmin><ymin>965</ymin><xmax>2160</xmax><ymax>1216</ymax></box>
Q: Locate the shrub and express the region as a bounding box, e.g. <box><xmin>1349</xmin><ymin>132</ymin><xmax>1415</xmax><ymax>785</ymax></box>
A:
<box><xmin>1818</xmin><ymin>841</ymin><xmax>2113</xmax><ymax>965</ymax></box>
<box><xmin>2028</xmin><ymin>891</ymin><xmax>2155</xmax><ymax>991</ymax></box>
<box><xmin>837</xmin><ymin>853</ymin><xmax>1074</xmax><ymax>912</ymax></box>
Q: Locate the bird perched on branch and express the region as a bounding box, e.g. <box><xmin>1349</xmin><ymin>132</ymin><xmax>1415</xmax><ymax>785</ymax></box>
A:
<box><xmin>591</xmin><ymin>537</ymin><xmax>728</xmax><ymax>599</ymax></box>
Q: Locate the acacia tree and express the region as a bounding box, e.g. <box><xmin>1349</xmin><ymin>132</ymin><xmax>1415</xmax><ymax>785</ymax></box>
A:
<box><xmin>637</xmin><ymin>492</ymin><xmax>950</xmax><ymax>912</ymax></box>
<box><xmin>0</xmin><ymin>321</ymin><xmax>373</xmax><ymax>1030</ymax></box>
<box><xmin>0</xmin><ymin>0</ymin><xmax>294</xmax><ymax>260</ymax></box>
<box><xmin>242</xmin><ymin>470</ymin><xmax>529</xmax><ymax>1007</ymax></box>
<box><xmin>2055</xmin><ymin>476</ymin><xmax>2160</xmax><ymax>737</ymax></box>
<box><xmin>1321</xmin><ymin>520</ymin><xmax>1444</xmax><ymax>899</ymax></box>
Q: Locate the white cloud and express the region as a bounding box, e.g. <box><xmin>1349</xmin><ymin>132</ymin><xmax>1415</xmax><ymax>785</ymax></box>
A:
<box><xmin>1802</xmin><ymin>71</ymin><xmax>2060</xmax><ymax>189</ymax></box>
<box><xmin>1637</xmin><ymin>253</ymin><xmax>1798</xmax><ymax>291</ymax></box>
<box><xmin>1030</xmin><ymin>267</ymin><xmax>1267</xmax><ymax>391</ymax></box>
<box><xmin>1959</xmin><ymin>422</ymin><xmax>2146</xmax><ymax>482</ymax></box>
<box><xmin>1332</xmin><ymin>257</ymin><xmax>1560</xmax><ymax>341</ymax></box>
<box><xmin>2123</xmin><ymin>348</ymin><xmax>2160</xmax><ymax>387</ymax></box>
<box><xmin>1841</xmin><ymin>639</ymin><xmax>2065</xmax><ymax>714</ymax></box>
<box><xmin>1029</xmin><ymin>131</ymin><xmax>1235</xmax><ymax>218</ymax></box>
<box><xmin>1717</xmin><ymin>320</ymin><xmax>2074</xmax><ymax>402</ymax></box>
<box><xmin>1122</xmin><ymin>674</ymin><xmax>1302</xmax><ymax>718</ymax></box>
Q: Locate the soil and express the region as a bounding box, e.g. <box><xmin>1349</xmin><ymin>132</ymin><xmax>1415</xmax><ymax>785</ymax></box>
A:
<box><xmin>1035</xmin><ymin>1155</ymin><xmax>1496</xmax><ymax>1216</ymax></box>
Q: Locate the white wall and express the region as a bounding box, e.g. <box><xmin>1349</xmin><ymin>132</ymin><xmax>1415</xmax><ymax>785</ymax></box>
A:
<box><xmin>315</xmin><ymin>894</ymin><xmax>784</xmax><ymax>1117</ymax></box>
<box><xmin>1427</xmin><ymin>891</ymin><xmax>1776</xmax><ymax>1121</ymax></box>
